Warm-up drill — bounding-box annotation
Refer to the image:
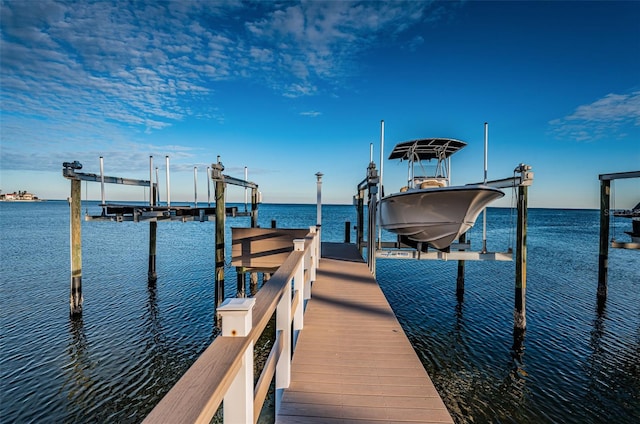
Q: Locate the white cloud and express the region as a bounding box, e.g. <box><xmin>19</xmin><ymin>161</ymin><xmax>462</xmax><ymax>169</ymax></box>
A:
<box><xmin>1</xmin><ymin>0</ymin><xmax>438</xmax><ymax>172</ymax></box>
<box><xmin>549</xmin><ymin>91</ymin><xmax>640</xmax><ymax>142</ymax></box>
<box><xmin>300</xmin><ymin>111</ymin><xmax>322</xmax><ymax>117</ymax></box>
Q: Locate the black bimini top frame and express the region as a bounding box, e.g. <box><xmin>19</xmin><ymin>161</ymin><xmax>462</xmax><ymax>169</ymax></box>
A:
<box><xmin>388</xmin><ymin>138</ymin><xmax>467</xmax><ymax>162</ymax></box>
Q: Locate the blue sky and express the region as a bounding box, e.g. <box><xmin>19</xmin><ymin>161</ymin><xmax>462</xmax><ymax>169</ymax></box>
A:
<box><xmin>1</xmin><ymin>0</ymin><xmax>638</xmax><ymax>208</ymax></box>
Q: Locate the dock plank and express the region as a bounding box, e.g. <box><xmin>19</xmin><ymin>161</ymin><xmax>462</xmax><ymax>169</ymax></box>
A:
<box><xmin>277</xmin><ymin>243</ymin><xmax>453</xmax><ymax>424</ymax></box>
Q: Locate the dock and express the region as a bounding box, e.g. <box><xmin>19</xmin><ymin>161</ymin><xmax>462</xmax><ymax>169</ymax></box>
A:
<box><xmin>277</xmin><ymin>242</ymin><xmax>453</xmax><ymax>424</ymax></box>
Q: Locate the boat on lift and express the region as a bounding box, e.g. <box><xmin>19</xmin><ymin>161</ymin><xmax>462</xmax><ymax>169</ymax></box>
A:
<box><xmin>614</xmin><ymin>201</ymin><xmax>640</xmax><ymax>243</ymax></box>
<box><xmin>379</xmin><ymin>138</ymin><xmax>504</xmax><ymax>250</ymax></box>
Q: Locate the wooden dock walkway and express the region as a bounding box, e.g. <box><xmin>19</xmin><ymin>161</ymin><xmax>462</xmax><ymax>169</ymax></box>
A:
<box><xmin>277</xmin><ymin>242</ymin><xmax>454</xmax><ymax>424</ymax></box>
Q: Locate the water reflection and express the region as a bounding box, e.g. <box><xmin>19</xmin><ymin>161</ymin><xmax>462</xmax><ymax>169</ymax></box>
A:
<box><xmin>62</xmin><ymin>316</ymin><xmax>96</xmax><ymax>418</ymax></box>
<box><xmin>511</xmin><ymin>327</ymin><xmax>526</xmax><ymax>368</ymax></box>
<box><xmin>145</xmin><ymin>282</ymin><xmax>163</xmax><ymax>346</ymax></box>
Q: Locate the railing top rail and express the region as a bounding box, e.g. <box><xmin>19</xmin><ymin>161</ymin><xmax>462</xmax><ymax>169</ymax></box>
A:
<box><xmin>143</xmin><ymin>229</ymin><xmax>317</xmax><ymax>424</ymax></box>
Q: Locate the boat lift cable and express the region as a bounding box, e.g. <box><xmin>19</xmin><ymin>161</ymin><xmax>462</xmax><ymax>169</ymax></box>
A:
<box><xmin>85</xmin><ymin>180</ymin><xmax>89</xmax><ymax>216</ymax></box>
<box><xmin>611</xmin><ymin>180</ymin><xmax>616</xmax><ymax>241</ymax></box>
<box><xmin>508</xmin><ymin>170</ymin><xmax>517</xmax><ymax>251</ymax></box>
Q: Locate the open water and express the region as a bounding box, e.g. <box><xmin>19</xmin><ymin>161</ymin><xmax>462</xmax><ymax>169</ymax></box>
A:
<box><xmin>0</xmin><ymin>201</ymin><xmax>638</xmax><ymax>423</ymax></box>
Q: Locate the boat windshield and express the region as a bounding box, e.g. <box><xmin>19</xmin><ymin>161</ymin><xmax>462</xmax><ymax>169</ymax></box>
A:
<box><xmin>408</xmin><ymin>153</ymin><xmax>449</xmax><ymax>189</ymax></box>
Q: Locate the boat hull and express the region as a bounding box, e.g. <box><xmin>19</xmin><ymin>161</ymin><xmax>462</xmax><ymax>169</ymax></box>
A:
<box><xmin>379</xmin><ymin>185</ymin><xmax>504</xmax><ymax>250</ymax></box>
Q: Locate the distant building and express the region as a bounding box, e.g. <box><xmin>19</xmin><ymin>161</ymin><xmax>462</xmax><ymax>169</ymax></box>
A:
<box><xmin>0</xmin><ymin>191</ymin><xmax>39</xmax><ymax>201</ymax></box>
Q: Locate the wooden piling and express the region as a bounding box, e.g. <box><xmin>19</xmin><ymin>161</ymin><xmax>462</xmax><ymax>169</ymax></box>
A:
<box><xmin>148</xmin><ymin>184</ymin><xmax>158</xmax><ymax>283</ymax></box>
<box><xmin>249</xmin><ymin>187</ymin><xmax>259</xmax><ymax>294</ymax></box>
<box><xmin>514</xmin><ymin>184</ymin><xmax>528</xmax><ymax>330</ymax></box>
<box><xmin>249</xmin><ymin>272</ymin><xmax>259</xmax><ymax>295</ymax></box>
<box><xmin>251</xmin><ymin>187</ymin><xmax>259</xmax><ymax>228</ymax></box>
<box><xmin>213</xmin><ymin>162</ymin><xmax>225</xmax><ymax>308</ymax></box>
<box><xmin>456</xmin><ymin>233</ymin><xmax>466</xmax><ymax>300</ymax></box>
<box><xmin>69</xmin><ymin>178</ymin><xmax>83</xmax><ymax>316</ymax></box>
<box><xmin>597</xmin><ymin>178</ymin><xmax>610</xmax><ymax>300</ymax></box>
<box><xmin>148</xmin><ymin>221</ymin><xmax>158</xmax><ymax>283</ymax></box>
<box><xmin>236</xmin><ymin>270</ymin><xmax>246</xmax><ymax>298</ymax></box>
<box><xmin>344</xmin><ymin>221</ymin><xmax>351</xmax><ymax>243</ymax></box>
<box><xmin>356</xmin><ymin>189</ymin><xmax>364</xmax><ymax>255</ymax></box>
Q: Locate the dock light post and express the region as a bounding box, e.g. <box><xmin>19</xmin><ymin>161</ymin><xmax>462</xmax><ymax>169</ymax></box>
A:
<box><xmin>316</xmin><ymin>172</ymin><xmax>323</xmax><ymax>241</ymax></box>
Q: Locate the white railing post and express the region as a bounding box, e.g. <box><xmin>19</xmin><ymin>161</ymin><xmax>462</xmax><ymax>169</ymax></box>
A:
<box><xmin>292</xmin><ymin>239</ymin><xmax>305</xmax><ymax>348</ymax></box>
<box><xmin>217</xmin><ymin>298</ymin><xmax>256</xmax><ymax>424</ymax></box>
<box><xmin>275</xmin><ymin>272</ymin><xmax>292</xmax><ymax>413</ymax></box>
<box><xmin>308</xmin><ymin>226</ymin><xmax>318</xmax><ymax>298</ymax></box>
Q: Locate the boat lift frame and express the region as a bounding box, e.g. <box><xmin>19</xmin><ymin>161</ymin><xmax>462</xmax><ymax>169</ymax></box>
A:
<box><xmin>62</xmin><ymin>156</ymin><xmax>260</xmax><ymax>316</ymax></box>
<box><xmin>597</xmin><ymin>170</ymin><xmax>640</xmax><ymax>302</ymax></box>
<box><xmin>356</xmin><ymin>163</ymin><xmax>533</xmax><ymax>263</ymax></box>
<box><xmin>355</xmin><ymin>160</ymin><xmax>534</xmax><ymax>330</ymax></box>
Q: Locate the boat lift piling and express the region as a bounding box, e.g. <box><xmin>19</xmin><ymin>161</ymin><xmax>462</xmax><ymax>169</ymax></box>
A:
<box><xmin>62</xmin><ymin>156</ymin><xmax>260</xmax><ymax>316</ymax></box>
<box><xmin>456</xmin><ymin>233</ymin><xmax>466</xmax><ymax>301</ymax></box>
<box><xmin>69</xmin><ymin>172</ymin><xmax>83</xmax><ymax>316</ymax></box>
<box><xmin>514</xmin><ymin>172</ymin><xmax>529</xmax><ymax>330</ymax></box>
<box><xmin>358</xmin><ymin>160</ymin><xmax>534</xmax><ymax>330</ymax></box>
<box><xmin>148</xmin><ymin>156</ymin><xmax>158</xmax><ymax>283</ymax></box>
<box><xmin>597</xmin><ymin>170</ymin><xmax>640</xmax><ymax>301</ymax></box>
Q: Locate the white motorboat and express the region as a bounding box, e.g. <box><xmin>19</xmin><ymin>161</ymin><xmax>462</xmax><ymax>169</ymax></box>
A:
<box><xmin>379</xmin><ymin>138</ymin><xmax>504</xmax><ymax>250</ymax></box>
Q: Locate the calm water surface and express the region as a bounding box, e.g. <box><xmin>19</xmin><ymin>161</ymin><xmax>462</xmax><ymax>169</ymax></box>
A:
<box><xmin>1</xmin><ymin>201</ymin><xmax>638</xmax><ymax>423</ymax></box>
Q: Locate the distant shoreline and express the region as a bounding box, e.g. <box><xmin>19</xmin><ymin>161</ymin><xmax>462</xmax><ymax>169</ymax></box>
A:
<box><xmin>0</xmin><ymin>199</ymin><xmax>46</xmax><ymax>202</ymax></box>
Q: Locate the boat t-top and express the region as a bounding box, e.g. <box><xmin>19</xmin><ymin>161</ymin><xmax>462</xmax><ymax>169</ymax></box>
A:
<box><xmin>379</xmin><ymin>138</ymin><xmax>504</xmax><ymax>250</ymax></box>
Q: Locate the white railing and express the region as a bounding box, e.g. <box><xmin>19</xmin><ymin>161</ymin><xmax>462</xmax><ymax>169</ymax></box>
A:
<box><xmin>143</xmin><ymin>226</ymin><xmax>319</xmax><ymax>424</ymax></box>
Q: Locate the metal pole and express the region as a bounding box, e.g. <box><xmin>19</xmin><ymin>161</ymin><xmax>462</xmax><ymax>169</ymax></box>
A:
<box><xmin>482</xmin><ymin>122</ymin><xmax>488</xmax><ymax>253</ymax></box>
<box><xmin>69</xmin><ymin>179</ymin><xmax>83</xmax><ymax>316</ymax></box>
<box><xmin>155</xmin><ymin>167</ymin><xmax>160</xmax><ymax>205</ymax></box>
<box><xmin>99</xmin><ymin>156</ymin><xmax>105</xmax><ymax>205</ymax></box>
<box><xmin>378</xmin><ymin>120</ymin><xmax>384</xmax><ymax>250</ymax></box>
<box><xmin>149</xmin><ymin>156</ymin><xmax>154</xmax><ymax>207</ymax></box>
<box><xmin>484</xmin><ymin>122</ymin><xmax>488</xmax><ymax>184</ymax></box>
<box><xmin>207</xmin><ymin>166</ymin><xmax>211</xmax><ymax>206</ymax></box>
<box><xmin>165</xmin><ymin>156</ymin><xmax>171</xmax><ymax>207</ymax></box>
<box><xmin>379</xmin><ymin>120</ymin><xmax>385</xmax><ymax>197</ymax></box>
<box><xmin>597</xmin><ymin>179</ymin><xmax>610</xmax><ymax>300</ymax></box>
<box><xmin>193</xmin><ymin>166</ymin><xmax>198</xmax><ymax>207</ymax></box>
<box><xmin>244</xmin><ymin>166</ymin><xmax>248</xmax><ymax>213</ymax></box>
